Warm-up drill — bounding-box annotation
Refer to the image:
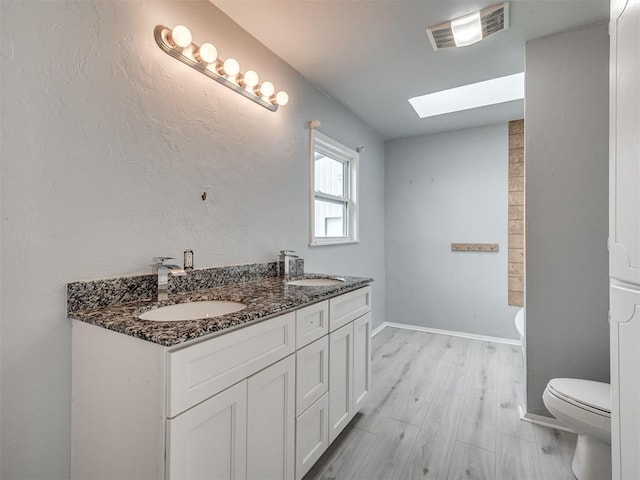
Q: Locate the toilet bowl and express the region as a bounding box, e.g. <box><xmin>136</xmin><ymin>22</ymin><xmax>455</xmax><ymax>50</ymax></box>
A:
<box><xmin>543</xmin><ymin>378</ymin><xmax>611</xmax><ymax>480</ymax></box>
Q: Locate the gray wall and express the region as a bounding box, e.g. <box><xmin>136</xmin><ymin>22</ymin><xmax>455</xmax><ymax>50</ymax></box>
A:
<box><xmin>525</xmin><ymin>23</ymin><xmax>609</xmax><ymax>416</ymax></box>
<box><xmin>385</xmin><ymin>124</ymin><xmax>520</xmax><ymax>340</ymax></box>
<box><xmin>0</xmin><ymin>2</ymin><xmax>385</xmax><ymax>477</ymax></box>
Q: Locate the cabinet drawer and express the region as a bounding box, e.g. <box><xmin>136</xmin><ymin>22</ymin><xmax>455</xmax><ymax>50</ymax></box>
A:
<box><xmin>296</xmin><ymin>301</ymin><xmax>329</xmax><ymax>348</ymax></box>
<box><xmin>167</xmin><ymin>312</ymin><xmax>295</xmax><ymax>417</ymax></box>
<box><xmin>296</xmin><ymin>393</ymin><xmax>329</xmax><ymax>480</ymax></box>
<box><xmin>329</xmin><ymin>287</ymin><xmax>371</xmax><ymax>332</ymax></box>
<box><xmin>296</xmin><ymin>336</ymin><xmax>329</xmax><ymax>415</ymax></box>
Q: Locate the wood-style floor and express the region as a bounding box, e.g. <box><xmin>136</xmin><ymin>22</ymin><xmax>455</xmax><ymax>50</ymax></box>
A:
<box><xmin>304</xmin><ymin>327</ymin><xmax>578</xmax><ymax>480</ymax></box>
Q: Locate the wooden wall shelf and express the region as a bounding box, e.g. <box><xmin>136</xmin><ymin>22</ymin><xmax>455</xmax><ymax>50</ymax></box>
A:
<box><xmin>451</xmin><ymin>243</ymin><xmax>499</xmax><ymax>252</ymax></box>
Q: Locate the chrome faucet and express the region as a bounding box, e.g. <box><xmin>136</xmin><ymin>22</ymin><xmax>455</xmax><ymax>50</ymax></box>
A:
<box><xmin>151</xmin><ymin>257</ymin><xmax>186</xmax><ymax>301</ymax></box>
<box><xmin>278</xmin><ymin>250</ymin><xmax>299</xmax><ymax>280</ymax></box>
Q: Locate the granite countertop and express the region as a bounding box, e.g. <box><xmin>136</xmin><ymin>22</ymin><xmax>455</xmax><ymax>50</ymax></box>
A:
<box><xmin>69</xmin><ymin>274</ymin><xmax>372</xmax><ymax>347</ymax></box>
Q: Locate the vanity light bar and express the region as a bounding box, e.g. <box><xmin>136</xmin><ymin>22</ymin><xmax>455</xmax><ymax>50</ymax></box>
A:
<box><xmin>154</xmin><ymin>25</ymin><xmax>289</xmax><ymax>112</ymax></box>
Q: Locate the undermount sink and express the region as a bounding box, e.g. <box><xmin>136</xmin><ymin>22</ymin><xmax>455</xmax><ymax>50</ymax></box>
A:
<box><xmin>139</xmin><ymin>300</ymin><xmax>247</xmax><ymax>322</ymax></box>
<box><xmin>287</xmin><ymin>278</ymin><xmax>345</xmax><ymax>287</ymax></box>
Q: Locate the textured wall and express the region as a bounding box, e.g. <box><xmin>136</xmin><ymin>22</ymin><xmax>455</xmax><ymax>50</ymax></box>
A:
<box><xmin>525</xmin><ymin>23</ymin><xmax>609</xmax><ymax>416</ymax></box>
<box><xmin>385</xmin><ymin>124</ymin><xmax>520</xmax><ymax>340</ymax></box>
<box><xmin>0</xmin><ymin>1</ymin><xmax>385</xmax><ymax>477</ymax></box>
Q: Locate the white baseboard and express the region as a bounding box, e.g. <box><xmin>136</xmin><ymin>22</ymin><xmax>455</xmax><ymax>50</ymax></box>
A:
<box><xmin>371</xmin><ymin>322</ymin><xmax>387</xmax><ymax>337</ymax></box>
<box><xmin>521</xmin><ymin>412</ymin><xmax>575</xmax><ymax>433</ymax></box>
<box><xmin>372</xmin><ymin>321</ymin><xmax>520</xmax><ymax>346</ymax></box>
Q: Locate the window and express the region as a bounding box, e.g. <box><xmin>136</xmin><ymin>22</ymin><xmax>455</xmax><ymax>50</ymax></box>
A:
<box><xmin>310</xmin><ymin>130</ymin><xmax>359</xmax><ymax>246</ymax></box>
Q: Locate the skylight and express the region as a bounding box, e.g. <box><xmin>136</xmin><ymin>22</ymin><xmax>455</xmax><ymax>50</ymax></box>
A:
<box><xmin>408</xmin><ymin>72</ymin><xmax>524</xmax><ymax>118</ymax></box>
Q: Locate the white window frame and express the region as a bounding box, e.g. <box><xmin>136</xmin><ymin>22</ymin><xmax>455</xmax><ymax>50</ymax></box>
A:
<box><xmin>309</xmin><ymin>130</ymin><xmax>359</xmax><ymax>246</ymax></box>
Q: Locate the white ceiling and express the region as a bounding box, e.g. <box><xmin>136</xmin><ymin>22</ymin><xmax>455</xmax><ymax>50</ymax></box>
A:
<box><xmin>214</xmin><ymin>1</ymin><xmax>609</xmax><ymax>140</ymax></box>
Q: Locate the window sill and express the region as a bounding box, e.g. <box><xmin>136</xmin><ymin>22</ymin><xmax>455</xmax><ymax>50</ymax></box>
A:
<box><xmin>309</xmin><ymin>239</ymin><xmax>360</xmax><ymax>247</ymax></box>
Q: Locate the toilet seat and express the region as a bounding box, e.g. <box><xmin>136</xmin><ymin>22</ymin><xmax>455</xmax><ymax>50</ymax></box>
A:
<box><xmin>547</xmin><ymin>378</ymin><xmax>610</xmax><ymax>418</ymax></box>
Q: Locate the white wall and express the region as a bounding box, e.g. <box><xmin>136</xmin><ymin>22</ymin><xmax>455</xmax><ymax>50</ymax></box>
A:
<box><xmin>525</xmin><ymin>23</ymin><xmax>609</xmax><ymax>416</ymax></box>
<box><xmin>385</xmin><ymin>124</ymin><xmax>519</xmax><ymax>340</ymax></box>
<box><xmin>0</xmin><ymin>1</ymin><xmax>385</xmax><ymax>477</ymax></box>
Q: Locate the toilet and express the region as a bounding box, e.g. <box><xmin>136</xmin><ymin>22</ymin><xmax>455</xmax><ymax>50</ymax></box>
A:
<box><xmin>543</xmin><ymin>378</ymin><xmax>611</xmax><ymax>480</ymax></box>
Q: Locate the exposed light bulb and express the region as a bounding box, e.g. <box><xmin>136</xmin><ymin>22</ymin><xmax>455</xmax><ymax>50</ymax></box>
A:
<box><xmin>451</xmin><ymin>12</ymin><xmax>482</xmax><ymax>47</ymax></box>
<box><xmin>195</xmin><ymin>43</ymin><xmax>217</xmax><ymax>63</ymax></box>
<box><xmin>273</xmin><ymin>91</ymin><xmax>289</xmax><ymax>106</ymax></box>
<box><xmin>169</xmin><ymin>25</ymin><xmax>192</xmax><ymax>48</ymax></box>
<box><xmin>240</xmin><ymin>70</ymin><xmax>259</xmax><ymax>88</ymax></box>
<box><xmin>222</xmin><ymin>58</ymin><xmax>240</xmax><ymax>76</ymax></box>
<box><xmin>258</xmin><ymin>81</ymin><xmax>275</xmax><ymax>97</ymax></box>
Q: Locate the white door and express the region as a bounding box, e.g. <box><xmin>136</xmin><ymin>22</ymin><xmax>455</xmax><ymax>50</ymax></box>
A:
<box><xmin>295</xmin><ymin>393</ymin><xmax>329</xmax><ymax>480</ymax></box>
<box><xmin>353</xmin><ymin>313</ymin><xmax>371</xmax><ymax>413</ymax></box>
<box><xmin>328</xmin><ymin>322</ymin><xmax>354</xmax><ymax>443</ymax></box>
<box><xmin>609</xmin><ymin>0</ymin><xmax>640</xmax><ymax>284</ymax></box>
<box><xmin>166</xmin><ymin>381</ymin><xmax>247</xmax><ymax>480</ymax></box>
<box><xmin>610</xmin><ymin>284</ymin><xmax>640</xmax><ymax>480</ymax></box>
<box><xmin>610</xmin><ymin>1</ymin><xmax>640</xmax><ymax>478</ymax></box>
<box><xmin>247</xmin><ymin>355</ymin><xmax>296</xmax><ymax>480</ymax></box>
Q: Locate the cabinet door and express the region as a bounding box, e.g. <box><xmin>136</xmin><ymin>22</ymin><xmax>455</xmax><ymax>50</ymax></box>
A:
<box><xmin>353</xmin><ymin>313</ymin><xmax>371</xmax><ymax>413</ymax></box>
<box><xmin>328</xmin><ymin>323</ymin><xmax>354</xmax><ymax>443</ymax></box>
<box><xmin>610</xmin><ymin>0</ymin><xmax>640</xmax><ymax>284</ymax></box>
<box><xmin>247</xmin><ymin>355</ymin><xmax>296</xmax><ymax>480</ymax></box>
<box><xmin>166</xmin><ymin>381</ymin><xmax>247</xmax><ymax>480</ymax></box>
<box><xmin>296</xmin><ymin>336</ymin><xmax>329</xmax><ymax>415</ymax></box>
<box><xmin>610</xmin><ymin>283</ymin><xmax>640</xmax><ymax>480</ymax></box>
<box><xmin>295</xmin><ymin>393</ymin><xmax>329</xmax><ymax>480</ymax></box>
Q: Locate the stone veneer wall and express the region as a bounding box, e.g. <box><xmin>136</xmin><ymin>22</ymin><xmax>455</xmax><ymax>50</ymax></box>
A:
<box><xmin>508</xmin><ymin>119</ymin><xmax>525</xmax><ymax>307</ymax></box>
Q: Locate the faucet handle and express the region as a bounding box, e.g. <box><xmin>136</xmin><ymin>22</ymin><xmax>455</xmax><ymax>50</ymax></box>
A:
<box><xmin>279</xmin><ymin>250</ymin><xmax>296</xmax><ymax>256</ymax></box>
<box><xmin>152</xmin><ymin>256</ymin><xmax>174</xmax><ymax>265</ymax></box>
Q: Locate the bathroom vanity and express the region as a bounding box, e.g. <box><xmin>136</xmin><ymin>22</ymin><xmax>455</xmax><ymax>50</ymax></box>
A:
<box><xmin>69</xmin><ymin>264</ymin><xmax>372</xmax><ymax>480</ymax></box>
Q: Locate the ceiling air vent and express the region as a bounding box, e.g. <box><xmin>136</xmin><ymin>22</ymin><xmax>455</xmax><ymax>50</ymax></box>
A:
<box><xmin>426</xmin><ymin>2</ymin><xmax>510</xmax><ymax>51</ymax></box>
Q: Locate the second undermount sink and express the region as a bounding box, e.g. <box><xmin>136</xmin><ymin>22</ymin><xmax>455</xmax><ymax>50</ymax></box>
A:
<box><xmin>287</xmin><ymin>278</ymin><xmax>345</xmax><ymax>287</ymax></box>
<box><xmin>139</xmin><ymin>300</ymin><xmax>247</xmax><ymax>322</ymax></box>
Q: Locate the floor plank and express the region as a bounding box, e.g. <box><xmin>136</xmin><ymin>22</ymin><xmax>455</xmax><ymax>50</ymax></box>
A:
<box><xmin>496</xmin><ymin>433</ymin><xmax>544</xmax><ymax>480</ymax></box>
<box><xmin>534</xmin><ymin>424</ymin><xmax>578</xmax><ymax>480</ymax></box>
<box><xmin>457</xmin><ymin>413</ymin><xmax>497</xmax><ymax>453</ymax></box>
<box><xmin>303</xmin><ymin>420</ymin><xmax>377</xmax><ymax>480</ymax></box>
<box><xmin>467</xmin><ymin>341</ymin><xmax>499</xmax><ymax>392</ymax></box>
<box><xmin>355</xmin><ymin>417</ymin><xmax>420</xmax><ymax>480</ymax></box>
<box><xmin>447</xmin><ymin>441</ymin><xmax>496</xmax><ymax>480</ymax></box>
<box><xmin>400</xmin><ymin>389</ymin><xmax>466</xmax><ymax>479</ymax></box>
<box><xmin>385</xmin><ymin>363</ymin><xmax>437</xmax><ymax>426</ymax></box>
<box><xmin>495</xmin><ymin>343</ymin><xmax>536</xmax><ymax>442</ymax></box>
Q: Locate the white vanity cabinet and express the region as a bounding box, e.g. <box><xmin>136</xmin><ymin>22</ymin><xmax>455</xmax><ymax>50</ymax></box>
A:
<box><xmin>71</xmin><ymin>285</ymin><xmax>371</xmax><ymax>480</ymax></box>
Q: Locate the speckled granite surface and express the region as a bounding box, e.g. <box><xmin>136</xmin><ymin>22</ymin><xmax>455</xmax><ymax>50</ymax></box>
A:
<box><xmin>68</xmin><ymin>262</ymin><xmax>371</xmax><ymax>347</ymax></box>
<box><xmin>68</xmin><ymin>259</ymin><xmax>303</xmax><ymax>312</ymax></box>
